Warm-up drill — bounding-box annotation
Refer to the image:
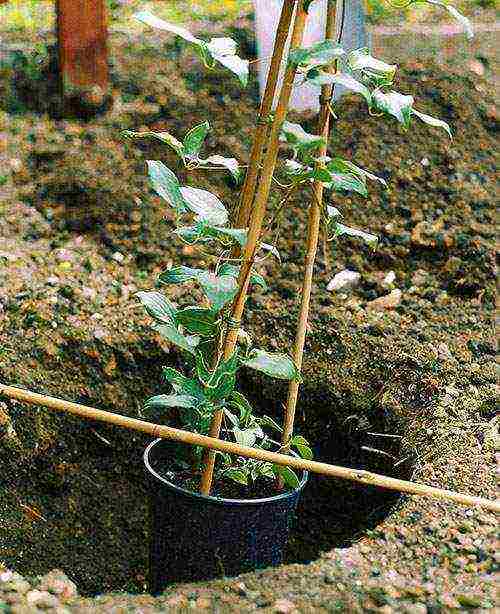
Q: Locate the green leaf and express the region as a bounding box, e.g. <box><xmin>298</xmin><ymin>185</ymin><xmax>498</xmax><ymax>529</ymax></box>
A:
<box><xmin>225</xmin><ymin>468</ymin><xmax>248</xmax><ymax>486</ymax></box>
<box><xmin>260</xmin><ymin>415</ymin><xmax>283</xmax><ymax>433</ymax></box>
<box><xmin>291</xmin><ymin>435</ymin><xmax>309</xmax><ymax>447</ymax></box>
<box><xmin>206</xmin><ymin>37</ymin><xmax>249</xmax><ymax>86</ymax></box>
<box><xmin>280</xmin><ymin>121</ymin><xmax>326</xmax><ymax>153</ymax></box>
<box><xmin>326</xmin><ymin>205</ymin><xmax>342</xmax><ymax>219</ymax></box>
<box><xmin>329</xmin><ymin>158</ymin><xmax>387</xmax><ymax>188</ymax></box>
<box><xmin>135</xmin><ymin>11</ymin><xmax>248</xmax><ymax>86</ymax></box>
<box><xmin>412</xmin><ymin>109</ymin><xmax>452</xmax><ymax>139</ymax></box>
<box><xmin>159</xmin><ymin>266</ymin><xmax>237</xmax><ymax>311</ymax></box>
<box><xmin>308</xmin><ymin>72</ymin><xmax>372</xmax><ymax>106</ymax></box>
<box><xmin>426</xmin><ymin>0</ymin><xmax>473</xmax><ymax>40</ymax></box>
<box><xmin>233</xmin><ymin>426</ymin><xmax>263</xmax><ymax>447</ymax></box>
<box><xmin>183</xmin><ymin>121</ymin><xmax>210</xmax><ymax>158</ymax></box>
<box><xmin>272</xmin><ymin>465</ymin><xmax>300</xmax><ymax>489</ymax></box>
<box><xmin>203</xmin><ymin>155</ymin><xmax>241</xmax><ymax>183</ymax></box>
<box><xmin>284</xmin><ymin>159</ymin><xmax>306</xmax><ymax>177</ymax></box>
<box><xmin>260</xmin><ymin>242</ymin><xmax>281</xmax><ymax>261</ymax></box>
<box><xmin>348</xmin><ymin>49</ymin><xmax>397</xmax><ymax>85</ymax></box>
<box><xmin>203</xmin><ymin>226</ymin><xmax>248</xmax><ymax>247</ymax></box>
<box><xmin>136</xmin><ymin>291</ymin><xmax>176</xmax><ymax>324</ymax></box>
<box><xmin>195</xmin><ymin>351</ymin><xmax>238</xmax><ymax>401</ymax></box>
<box><xmin>134</xmin><ymin>10</ymin><xmax>201</xmax><ymax>44</ymax></box>
<box><xmin>122</xmin><ymin>130</ymin><xmax>184</xmax><ymax>158</ymax></box>
<box><xmin>179</xmin><ymin>186</ymin><xmax>229</xmax><ymax>226</ymax></box>
<box><xmin>163</xmin><ymin>367</ymin><xmax>206</xmax><ymax>401</ymax></box>
<box><xmin>218</xmin><ymin>263</ymin><xmax>267</xmax><ymax>290</ymax></box>
<box><xmin>147</xmin><ymin>161</ymin><xmax>188</xmax><ymax>214</ymax></box>
<box><xmin>291</xmin><ymin>436</ymin><xmax>313</xmax><ymax>460</ymax></box>
<box><xmin>227</xmin><ymin>390</ymin><xmax>253</xmax><ymax>422</ymax></box>
<box><xmin>212</xmin><ymin>52</ymin><xmax>249</xmax><ymax>86</ymax></box>
<box><xmin>223</xmin><ymin>408</ymin><xmax>239</xmax><ymax>426</ymax></box>
<box><xmin>144</xmin><ymin>394</ymin><xmax>199</xmax><ymax>410</ymax></box>
<box><xmin>295</xmin><ymin>444</ymin><xmax>313</xmax><ymax>460</ymax></box>
<box><xmin>198</xmin><ymin>271</ymin><xmax>238</xmax><ymax>311</ymax></box>
<box><xmin>242</xmin><ymin>349</ymin><xmax>302</xmax><ymax>382</ymax></box>
<box><xmin>176</xmin><ymin>307</ymin><xmax>218</xmax><ymax>337</ymax></box>
<box><xmin>153</xmin><ymin>322</ymin><xmax>199</xmax><ymax>355</ymax></box>
<box><xmin>289</xmin><ymin>40</ymin><xmax>344</xmax><ymax>68</ymax></box>
<box><xmin>158</xmin><ymin>266</ymin><xmax>202</xmax><ymax>285</ymax></box>
<box><xmin>323</xmin><ymin>161</ymin><xmax>368</xmax><ymax>197</ymax></box>
<box><xmin>332</xmin><ymin>223</ymin><xmax>378</xmax><ymax>249</ymax></box>
<box><xmin>372</xmin><ymin>90</ymin><xmax>414</xmax><ymax>129</ymax></box>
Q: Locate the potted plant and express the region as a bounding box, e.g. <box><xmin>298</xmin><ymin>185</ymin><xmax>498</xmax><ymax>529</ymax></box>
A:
<box><xmin>125</xmin><ymin>0</ymin><xmax>472</xmax><ymax>594</ymax></box>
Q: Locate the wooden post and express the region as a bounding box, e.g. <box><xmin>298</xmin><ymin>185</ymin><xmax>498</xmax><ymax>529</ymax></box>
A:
<box><xmin>56</xmin><ymin>0</ymin><xmax>109</xmax><ymax>102</ymax></box>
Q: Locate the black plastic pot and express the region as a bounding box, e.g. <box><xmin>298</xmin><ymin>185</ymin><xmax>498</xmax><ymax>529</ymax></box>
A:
<box><xmin>144</xmin><ymin>438</ymin><xmax>308</xmax><ymax>594</ymax></box>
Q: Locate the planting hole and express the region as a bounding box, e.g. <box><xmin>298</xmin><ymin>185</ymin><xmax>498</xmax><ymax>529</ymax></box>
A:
<box><xmin>0</xmin><ymin>350</ymin><xmax>411</xmax><ymax>596</ymax></box>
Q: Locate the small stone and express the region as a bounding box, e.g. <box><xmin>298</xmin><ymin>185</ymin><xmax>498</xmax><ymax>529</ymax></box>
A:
<box><xmin>26</xmin><ymin>589</ymin><xmax>59</xmax><ymax>608</ymax></box>
<box><xmin>468</xmin><ymin>59</ymin><xmax>485</xmax><ymax>76</ymax></box>
<box><xmin>46</xmin><ymin>276</ymin><xmax>60</xmax><ymax>286</ymax></box>
<box><xmin>112</xmin><ymin>251</ymin><xmax>125</xmax><ymax>264</ymax></box>
<box><xmin>166</xmin><ymin>594</ymin><xmax>188</xmax><ymax>607</ymax></box>
<box><xmin>382</xmin><ymin>271</ymin><xmax>396</xmax><ymax>287</ymax></box>
<box><xmin>93</xmin><ymin>329</ymin><xmax>107</xmax><ymax>340</ymax></box>
<box><xmin>437</xmin><ymin>343</ymin><xmax>454</xmax><ymax>361</ymax></box>
<box><xmin>81</xmin><ymin>286</ymin><xmax>96</xmax><ymax>300</ymax></box>
<box><xmin>9</xmin><ymin>158</ymin><xmax>22</xmax><ymax>173</ymax></box>
<box><xmin>411</xmin><ymin>269</ymin><xmax>428</xmax><ymax>286</ymax></box>
<box><xmin>420</xmin><ymin>157</ymin><xmax>430</xmax><ymax>166</ymax></box>
<box><xmin>55</xmin><ymin>249</ymin><xmax>74</xmax><ymax>263</ymax></box>
<box><xmin>327</xmin><ymin>270</ymin><xmax>361</xmax><ymax>292</ymax></box>
<box><xmin>273</xmin><ymin>598</ymin><xmax>298</xmax><ymax>613</ymax></box>
<box><xmin>233</xmin><ymin>582</ymin><xmax>248</xmax><ymax>596</ymax></box>
<box><xmin>37</xmin><ymin>569</ymin><xmax>77</xmax><ymax>601</ymax></box>
<box><xmin>196</xmin><ymin>596</ymin><xmax>212</xmax><ymax>609</ymax></box>
<box><xmin>4</xmin><ymin>578</ymin><xmax>31</xmax><ymax>595</ymax></box>
<box><xmin>366</xmin><ymin>289</ymin><xmax>402</xmax><ymax>312</ymax></box>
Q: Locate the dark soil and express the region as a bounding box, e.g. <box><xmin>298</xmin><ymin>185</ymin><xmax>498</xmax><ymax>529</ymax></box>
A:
<box><xmin>0</xmin><ymin>13</ymin><xmax>498</xmax><ymax>613</ymax></box>
<box><xmin>150</xmin><ymin>461</ymin><xmax>289</xmax><ymax>500</ymax></box>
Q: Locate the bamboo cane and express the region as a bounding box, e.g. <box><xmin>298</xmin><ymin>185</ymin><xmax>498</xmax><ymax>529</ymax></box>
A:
<box><xmin>200</xmin><ymin>1</ymin><xmax>310</xmax><ymax>495</ymax></box>
<box><xmin>235</xmin><ymin>0</ymin><xmax>296</xmax><ymax>229</ymax></box>
<box><xmin>282</xmin><ymin>0</ymin><xmax>341</xmax><ymax>450</ymax></box>
<box><xmin>1</xmin><ymin>383</ymin><xmax>498</xmax><ymax>513</ymax></box>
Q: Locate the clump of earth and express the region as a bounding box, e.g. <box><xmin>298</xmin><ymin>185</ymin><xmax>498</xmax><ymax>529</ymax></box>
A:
<box><xmin>0</xmin><ymin>12</ymin><xmax>497</xmax><ymax>613</ymax></box>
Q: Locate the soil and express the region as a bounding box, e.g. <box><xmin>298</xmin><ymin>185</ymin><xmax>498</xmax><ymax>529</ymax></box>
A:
<box><xmin>0</xmin><ymin>10</ymin><xmax>498</xmax><ymax>614</ymax></box>
<box><xmin>149</xmin><ymin>457</ymin><xmax>292</xmax><ymax>500</ymax></box>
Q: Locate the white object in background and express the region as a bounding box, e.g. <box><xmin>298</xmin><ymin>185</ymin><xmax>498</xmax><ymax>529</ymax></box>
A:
<box><xmin>326</xmin><ymin>270</ymin><xmax>361</xmax><ymax>292</ymax></box>
<box><xmin>253</xmin><ymin>0</ymin><xmax>368</xmax><ymax>112</ymax></box>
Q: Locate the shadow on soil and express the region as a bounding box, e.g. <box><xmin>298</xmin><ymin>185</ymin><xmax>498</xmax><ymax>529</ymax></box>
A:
<box><xmin>1</xmin><ymin>345</ymin><xmax>411</xmax><ymax>596</ymax></box>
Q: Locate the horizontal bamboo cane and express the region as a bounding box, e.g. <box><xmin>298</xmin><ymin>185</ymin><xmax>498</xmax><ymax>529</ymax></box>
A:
<box><xmin>1</xmin><ymin>383</ymin><xmax>498</xmax><ymax>513</ymax></box>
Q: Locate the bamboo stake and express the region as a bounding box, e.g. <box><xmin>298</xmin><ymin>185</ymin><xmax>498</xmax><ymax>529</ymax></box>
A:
<box><xmin>235</xmin><ymin>0</ymin><xmax>296</xmax><ymax>229</ymax></box>
<box><xmin>282</xmin><ymin>0</ymin><xmax>341</xmax><ymax>449</ymax></box>
<box><xmin>0</xmin><ymin>383</ymin><xmax>498</xmax><ymax>513</ymax></box>
<box><xmin>200</xmin><ymin>1</ymin><xmax>310</xmax><ymax>496</ymax></box>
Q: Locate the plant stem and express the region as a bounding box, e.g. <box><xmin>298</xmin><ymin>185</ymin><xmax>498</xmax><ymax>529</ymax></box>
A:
<box><xmin>282</xmin><ymin>0</ymin><xmax>340</xmax><ymax>454</ymax></box>
<box><xmin>200</xmin><ymin>1</ymin><xmax>310</xmax><ymax>496</ymax></box>
<box><xmin>235</xmin><ymin>0</ymin><xmax>296</xmax><ymax>229</ymax></box>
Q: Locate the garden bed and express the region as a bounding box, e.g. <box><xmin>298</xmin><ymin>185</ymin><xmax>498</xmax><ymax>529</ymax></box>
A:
<box><xmin>0</xmin><ymin>16</ymin><xmax>497</xmax><ymax>612</ymax></box>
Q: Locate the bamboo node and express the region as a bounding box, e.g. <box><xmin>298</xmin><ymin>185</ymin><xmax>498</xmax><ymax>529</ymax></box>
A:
<box><xmin>226</xmin><ymin>317</ymin><xmax>241</xmax><ymax>331</ymax></box>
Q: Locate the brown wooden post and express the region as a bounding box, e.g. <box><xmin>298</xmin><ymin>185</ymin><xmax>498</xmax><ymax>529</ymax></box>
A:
<box><xmin>56</xmin><ymin>0</ymin><xmax>109</xmax><ymax>103</ymax></box>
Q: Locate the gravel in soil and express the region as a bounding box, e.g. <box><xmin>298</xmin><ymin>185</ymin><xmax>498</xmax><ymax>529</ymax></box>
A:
<box><xmin>0</xmin><ymin>15</ymin><xmax>498</xmax><ymax>613</ymax></box>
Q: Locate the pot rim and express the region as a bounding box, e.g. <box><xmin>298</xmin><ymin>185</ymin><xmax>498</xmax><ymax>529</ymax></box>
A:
<box><xmin>144</xmin><ymin>438</ymin><xmax>308</xmax><ymax>506</ymax></box>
